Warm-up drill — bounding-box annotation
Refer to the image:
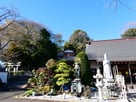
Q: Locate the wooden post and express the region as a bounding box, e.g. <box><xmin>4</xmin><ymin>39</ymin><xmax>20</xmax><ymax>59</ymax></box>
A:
<box><xmin>128</xmin><ymin>64</ymin><xmax>134</xmax><ymax>89</ymax></box>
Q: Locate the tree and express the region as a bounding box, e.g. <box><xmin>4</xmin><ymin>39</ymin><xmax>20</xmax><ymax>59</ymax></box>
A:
<box><xmin>6</xmin><ymin>28</ymin><xmax>57</xmax><ymax>70</ymax></box>
<box><xmin>0</xmin><ymin>19</ymin><xmax>44</xmax><ymax>61</ymax></box>
<box><xmin>0</xmin><ymin>19</ymin><xmax>43</xmax><ymax>49</ymax></box>
<box><xmin>69</xmin><ymin>29</ymin><xmax>91</xmax><ymax>53</ymax></box>
<box><xmin>121</xmin><ymin>28</ymin><xmax>136</xmax><ymax>38</ymax></box>
<box><xmin>75</xmin><ymin>51</ymin><xmax>91</xmax><ymax>86</ymax></box>
<box><xmin>36</xmin><ymin>29</ymin><xmax>57</xmax><ymax>66</ymax></box>
<box><xmin>54</xmin><ymin>61</ymin><xmax>73</xmax><ymax>88</ymax></box>
<box><xmin>0</xmin><ymin>7</ymin><xmax>17</xmax><ymax>31</ymax></box>
<box><xmin>52</xmin><ymin>33</ymin><xmax>64</xmax><ymax>52</ymax></box>
<box><xmin>45</xmin><ymin>58</ymin><xmax>56</xmax><ymax>69</ymax></box>
<box><xmin>0</xmin><ymin>7</ymin><xmax>18</xmax><ymax>59</ymax></box>
<box><xmin>64</xmin><ymin>42</ymin><xmax>76</xmax><ymax>53</ymax></box>
<box><xmin>105</xmin><ymin>0</ymin><xmax>130</xmax><ymax>11</ymax></box>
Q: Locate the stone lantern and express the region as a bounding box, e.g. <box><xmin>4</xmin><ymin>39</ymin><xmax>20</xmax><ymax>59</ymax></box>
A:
<box><xmin>93</xmin><ymin>67</ymin><xmax>104</xmax><ymax>102</ymax></box>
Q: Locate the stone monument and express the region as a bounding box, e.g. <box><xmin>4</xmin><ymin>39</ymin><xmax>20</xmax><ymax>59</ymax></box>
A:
<box><xmin>71</xmin><ymin>62</ymin><xmax>83</xmax><ymax>96</ymax></box>
<box><xmin>103</xmin><ymin>54</ymin><xmax>115</xmax><ymax>97</ymax></box>
<box><xmin>103</xmin><ymin>54</ymin><xmax>113</xmax><ymax>82</ymax></box>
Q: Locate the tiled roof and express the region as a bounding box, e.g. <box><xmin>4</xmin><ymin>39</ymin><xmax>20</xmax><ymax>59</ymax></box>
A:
<box><xmin>85</xmin><ymin>38</ymin><xmax>136</xmax><ymax>62</ymax></box>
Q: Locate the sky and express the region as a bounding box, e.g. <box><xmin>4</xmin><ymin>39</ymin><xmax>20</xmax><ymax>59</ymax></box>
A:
<box><xmin>1</xmin><ymin>0</ymin><xmax>136</xmax><ymax>41</ymax></box>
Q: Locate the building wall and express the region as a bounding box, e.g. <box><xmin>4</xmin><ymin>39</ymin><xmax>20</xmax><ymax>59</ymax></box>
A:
<box><xmin>112</xmin><ymin>63</ymin><xmax>136</xmax><ymax>83</ymax></box>
<box><xmin>89</xmin><ymin>61</ymin><xmax>136</xmax><ymax>83</ymax></box>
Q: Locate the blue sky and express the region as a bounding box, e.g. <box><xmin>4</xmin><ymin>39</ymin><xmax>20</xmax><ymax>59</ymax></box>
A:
<box><xmin>1</xmin><ymin>0</ymin><xmax>136</xmax><ymax>41</ymax></box>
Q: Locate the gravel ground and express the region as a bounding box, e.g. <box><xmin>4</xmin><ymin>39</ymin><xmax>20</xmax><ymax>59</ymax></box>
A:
<box><xmin>0</xmin><ymin>76</ymin><xmax>136</xmax><ymax>102</ymax></box>
<box><xmin>0</xmin><ymin>91</ymin><xmax>67</xmax><ymax>102</ymax></box>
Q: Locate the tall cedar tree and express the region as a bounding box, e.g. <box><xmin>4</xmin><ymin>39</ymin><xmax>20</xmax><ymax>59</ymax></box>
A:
<box><xmin>75</xmin><ymin>51</ymin><xmax>91</xmax><ymax>86</ymax></box>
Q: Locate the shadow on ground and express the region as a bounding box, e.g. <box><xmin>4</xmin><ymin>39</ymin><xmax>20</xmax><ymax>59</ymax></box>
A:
<box><xmin>0</xmin><ymin>75</ymin><xmax>30</xmax><ymax>92</ymax></box>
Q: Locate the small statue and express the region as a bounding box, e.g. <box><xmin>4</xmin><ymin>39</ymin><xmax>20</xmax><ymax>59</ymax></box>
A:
<box><xmin>74</xmin><ymin>62</ymin><xmax>80</xmax><ymax>79</ymax></box>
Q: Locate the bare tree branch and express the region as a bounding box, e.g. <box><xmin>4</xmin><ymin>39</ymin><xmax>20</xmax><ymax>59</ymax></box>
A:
<box><xmin>112</xmin><ymin>0</ymin><xmax>130</xmax><ymax>10</ymax></box>
<box><xmin>0</xmin><ymin>7</ymin><xmax>18</xmax><ymax>59</ymax></box>
<box><xmin>0</xmin><ymin>7</ymin><xmax>18</xmax><ymax>32</ymax></box>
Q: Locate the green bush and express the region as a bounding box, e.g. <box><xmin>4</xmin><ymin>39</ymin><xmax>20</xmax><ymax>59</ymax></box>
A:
<box><xmin>75</xmin><ymin>51</ymin><xmax>91</xmax><ymax>86</ymax></box>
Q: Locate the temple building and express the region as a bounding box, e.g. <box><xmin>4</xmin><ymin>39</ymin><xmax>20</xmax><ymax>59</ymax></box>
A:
<box><xmin>85</xmin><ymin>38</ymin><xmax>136</xmax><ymax>83</ymax></box>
